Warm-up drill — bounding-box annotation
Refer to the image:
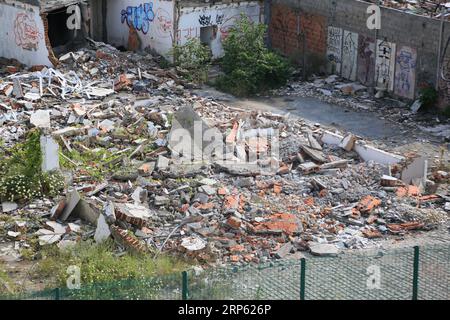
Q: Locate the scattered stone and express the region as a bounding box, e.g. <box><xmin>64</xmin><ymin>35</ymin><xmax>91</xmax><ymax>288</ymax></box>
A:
<box><xmin>310</xmin><ymin>243</ymin><xmax>339</xmax><ymax>257</ymax></box>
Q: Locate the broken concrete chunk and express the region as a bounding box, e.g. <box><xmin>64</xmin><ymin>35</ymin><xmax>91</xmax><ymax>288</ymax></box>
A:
<box><xmin>401</xmin><ymin>156</ymin><xmax>427</xmax><ymax>186</ymax></box>
<box><xmin>13</xmin><ymin>79</ymin><xmax>23</xmax><ymax>98</ymax></box>
<box><xmin>156</xmin><ymin>155</ymin><xmax>170</xmax><ymax>171</ymax></box>
<box><xmin>381</xmin><ymin>175</ymin><xmax>401</xmax><ymax>187</ymax></box>
<box><xmin>199</xmin><ymin>185</ymin><xmax>217</xmax><ymax>196</ymax></box>
<box><xmin>30</xmin><ymin>110</ymin><xmax>50</xmax><ymax>128</ymax></box>
<box><xmin>310</xmin><ymin>243</ymin><xmax>339</xmax><ymax>257</ymax></box>
<box><xmin>138</xmin><ymin>162</ymin><xmax>155</xmax><ymax>176</ymax></box>
<box><xmin>410</xmin><ymin>100</ymin><xmax>422</xmax><ymax>113</ymax></box>
<box><xmin>94</xmin><ymin>214</ymin><xmax>111</xmax><ymax>243</ymax></box>
<box><xmin>99</xmin><ymin>119</ymin><xmax>115</xmax><ymax>132</ymax></box>
<box><xmin>299</xmin><ymin>162</ymin><xmax>320</xmax><ymax>174</ymax></box>
<box><xmin>40</xmin><ymin>135</ymin><xmax>60</xmax><ymax>172</ymax></box>
<box><xmin>110</xmin><ymin>225</ymin><xmax>147</xmax><ymax>254</ymax></box>
<box><xmin>168</xmin><ymin>105</ymin><xmax>222</xmax><ymax>162</ymax></box>
<box><xmin>181</xmin><ymin>236</ymin><xmax>207</xmax><ymax>251</ymax></box>
<box><xmin>302</xmin><ymin>145</ymin><xmax>327</xmax><ymax>163</ymax></box>
<box><xmin>115</xmin><ymin>203</ymin><xmax>153</xmax><ymax>227</ymax></box>
<box><xmin>339</xmin><ymin>133</ymin><xmax>357</xmax><ymax>152</ymax></box>
<box><xmin>154</xmin><ymin>195</ymin><xmax>170</xmax><ymax>206</ymax></box>
<box><xmin>307</xmin><ymin>132</ymin><xmax>322</xmax><ymax>150</ymax></box>
<box><xmin>275</xmin><ymin>243</ymin><xmax>294</xmax><ymax>259</ymax></box>
<box><xmin>1</xmin><ymin>202</ymin><xmax>18</xmax><ymax>213</ymax></box>
<box><xmin>59</xmin><ymin>190</ymin><xmax>81</xmax><ymax>222</ymax></box>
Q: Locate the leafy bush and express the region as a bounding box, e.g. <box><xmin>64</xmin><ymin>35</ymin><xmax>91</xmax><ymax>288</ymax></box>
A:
<box><xmin>0</xmin><ymin>129</ymin><xmax>64</xmax><ymax>202</ymax></box>
<box><xmin>216</xmin><ymin>14</ymin><xmax>292</xmax><ymax>96</ymax></box>
<box><xmin>419</xmin><ymin>87</ymin><xmax>438</xmax><ymax>111</ymax></box>
<box><xmin>171</xmin><ymin>38</ymin><xmax>211</xmax><ymax>84</ymax></box>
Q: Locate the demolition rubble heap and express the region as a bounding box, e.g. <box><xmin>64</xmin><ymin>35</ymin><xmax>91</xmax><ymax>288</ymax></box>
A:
<box><xmin>367</xmin><ymin>0</ymin><xmax>450</xmax><ymax>19</ymax></box>
<box><xmin>0</xmin><ymin>41</ymin><xmax>449</xmax><ymax>266</ymax></box>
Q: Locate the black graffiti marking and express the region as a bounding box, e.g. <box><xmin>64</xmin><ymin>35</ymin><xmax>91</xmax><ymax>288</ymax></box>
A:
<box><xmin>376</xmin><ymin>42</ymin><xmax>394</xmax><ymax>87</ymax></box>
<box><xmin>199</xmin><ymin>14</ymin><xmax>212</xmax><ymax>26</ymax></box>
<box><xmin>342</xmin><ymin>32</ymin><xmax>357</xmax><ymax>78</ymax></box>
<box><xmin>215</xmin><ymin>14</ymin><xmax>225</xmax><ymax>25</ymax></box>
<box><xmin>327</xmin><ymin>28</ymin><xmax>342</xmax><ymax>64</ymax></box>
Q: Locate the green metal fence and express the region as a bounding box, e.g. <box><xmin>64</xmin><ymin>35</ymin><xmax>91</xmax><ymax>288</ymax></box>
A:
<box><xmin>1</xmin><ymin>244</ymin><xmax>449</xmax><ymax>300</ymax></box>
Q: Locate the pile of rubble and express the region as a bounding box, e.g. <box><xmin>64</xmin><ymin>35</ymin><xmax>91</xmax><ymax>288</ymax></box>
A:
<box><xmin>367</xmin><ymin>0</ymin><xmax>450</xmax><ymax>19</ymax></box>
<box><xmin>0</xmin><ymin>41</ymin><xmax>449</xmax><ymax>267</ymax></box>
<box><xmin>272</xmin><ymin>74</ymin><xmax>450</xmax><ymax>143</ymax></box>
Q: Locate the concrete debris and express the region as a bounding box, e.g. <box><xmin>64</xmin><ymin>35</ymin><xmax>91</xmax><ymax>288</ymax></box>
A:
<box><xmin>30</xmin><ymin>110</ymin><xmax>50</xmax><ymax>128</ymax></box>
<box><xmin>181</xmin><ymin>236</ymin><xmax>207</xmax><ymax>251</ymax></box>
<box><xmin>0</xmin><ymin>39</ymin><xmax>448</xmax><ymax>268</ymax></box>
<box><xmin>309</xmin><ymin>243</ymin><xmax>339</xmax><ymax>257</ymax></box>
<box><xmin>339</xmin><ymin>133</ymin><xmax>357</xmax><ymax>152</ymax></box>
<box><xmin>40</xmin><ymin>135</ymin><xmax>60</xmax><ymax>172</ymax></box>
<box><xmin>1</xmin><ymin>202</ymin><xmax>18</xmax><ymax>213</ymax></box>
<box><xmin>94</xmin><ymin>214</ymin><xmax>111</xmax><ymax>244</ymax></box>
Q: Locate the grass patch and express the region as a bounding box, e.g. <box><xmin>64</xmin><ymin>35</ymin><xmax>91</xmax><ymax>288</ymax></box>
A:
<box><xmin>0</xmin><ymin>264</ymin><xmax>17</xmax><ymax>296</ymax></box>
<box><xmin>33</xmin><ymin>240</ymin><xmax>189</xmax><ymax>288</ymax></box>
<box><xmin>59</xmin><ymin>146</ymin><xmax>128</xmax><ymax>181</ymax></box>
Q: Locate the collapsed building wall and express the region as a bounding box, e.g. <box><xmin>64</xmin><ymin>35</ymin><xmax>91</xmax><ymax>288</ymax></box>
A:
<box><xmin>0</xmin><ymin>0</ymin><xmax>90</xmax><ymax>67</ymax></box>
<box><xmin>104</xmin><ymin>0</ymin><xmax>262</xmax><ymax>59</ymax></box>
<box><xmin>0</xmin><ymin>0</ymin><xmax>54</xmax><ymax>66</ymax></box>
<box><xmin>105</xmin><ymin>0</ymin><xmax>175</xmax><ymax>58</ymax></box>
<box><xmin>176</xmin><ymin>1</ymin><xmax>261</xmax><ymax>59</ymax></box>
<box><xmin>268</xmin><ymin>0</ymin><xmax>450</xmax><ymax>104</ymax></box>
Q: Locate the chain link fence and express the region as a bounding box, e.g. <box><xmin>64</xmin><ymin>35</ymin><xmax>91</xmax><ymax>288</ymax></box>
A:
<box><xmin>1</xmin><ymin>244</ymin><xmax>448</xmax><ymax>300</ymax></box>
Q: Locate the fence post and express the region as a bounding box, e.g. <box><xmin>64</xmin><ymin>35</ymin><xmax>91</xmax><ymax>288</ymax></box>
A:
<box><xmin>182</xmin><ymin>271</ymin><xmax>189</xmax><ymax>300</ymax></box>
<box><xmin>300</xmin><ymin>258</ymin><xmax>306</xmax><ymax>300</ymax></box>
<box><xmin>412</xmin><ymin>246</ymin><xmax>420</xmax><ymax>300</ymax></box>
<box><xmin>54</xmin><ymin>288</ymin><xmax>60</xmax><ymax>300</ymax></box>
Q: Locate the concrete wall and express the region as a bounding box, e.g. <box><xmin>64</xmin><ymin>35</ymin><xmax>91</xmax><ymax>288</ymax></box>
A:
<box><xmin>176</xmin><ymin>1</ymin><xmax>261</xmax><ymax>59</ymax></box>
<box><xmin>269</xmin><ymin>0</ymin><xmax>450</xmax><ymax>101</ymax></box>
<box><xmin>0</xmin><ymin>0</ymin><xmax>53</xmax><ymax>66</ymax></box>
<box><xmin>106</xmin><ymin>0</ymin><xmax>175</xmax><ymax>59</ymax></box>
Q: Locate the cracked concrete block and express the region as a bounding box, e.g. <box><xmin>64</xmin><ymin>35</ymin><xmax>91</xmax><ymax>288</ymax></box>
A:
<box><xmin>40</xmin><ymin>135</ymin><xmax>60</xmax><ymax>172</ymax></box>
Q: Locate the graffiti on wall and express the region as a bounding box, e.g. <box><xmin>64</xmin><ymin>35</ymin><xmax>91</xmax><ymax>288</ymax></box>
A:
<box><xmin>176</xmin><ymin>27</ymin><xmax>198</xmax><ymax>41</ymax></box>
<box><xmin>357</xmin><ymin>36</ymin><xmax>376</xmax><ymax>86</ymax></box>
<box><xmin>341</xmin><ymin>31</ymin><xmax>358</xmax><ymax>81</ymax></box>
<box><xmin>199</xmin><ymin>14</ymin><xmax>212</xmax><ymax>26</ymax></box>
<box><xmin>155</xmin><ymin>8</ymin><xmax>172</xmax><ymax>38</ymax></box>
<box><xmin>14</xmin><ymin>13</ymin><xmax>42</xmax><ymax>51</ymax></box>
<box><xmin>375</xmin><ymin>40</ymin><xmax>396</xmax><ymax>91</ymax></box>
<box><xmin>121</xmin><ymin>3</ymin><xmax>155</xmax><ymax>34</ymax></box>
<box><xmin>327</xmin><ymin>26</ymin><xmax>343</xmax><ymax>74</ymax></box>
<box><xmin>198</xmin><ymin>13</ymin><xmax>225</xmax><ymax>27</ymax></box>
<box><xmin>394</xmin><ymin>46</ymin><xmax>417</xmax><ymax>99</ymax></box>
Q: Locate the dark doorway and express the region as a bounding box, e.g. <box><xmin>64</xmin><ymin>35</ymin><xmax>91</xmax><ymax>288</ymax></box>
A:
<box><xmin>46</xmin><ymin>8</ymin><xmax>76</xmax><ymax>49</ymax></box>
<box><xmin>200</xmin><ymin>25</ymin><xmax>217</xmax><ymax>47</ymax></box>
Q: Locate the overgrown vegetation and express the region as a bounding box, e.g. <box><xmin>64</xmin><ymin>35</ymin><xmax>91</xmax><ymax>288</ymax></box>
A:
<box><xmin>171</xmin><ymin>38</ymin><xmax>211</xmax><ymax>84</ymax></box>
<box><xmin>0</xmin><ymin>264</ymin><xmax>16</xmax><ymax>295</ymax></box>
<box><xmin>34</xmin><ymin>241</ymin><xmax>187</xmax><ymax>289</ymax></box>
<box><xmin>216</xmin><ymin>14</ymin><xmax>292</xmax><ymax>96</ymax></box>
<box><xmin>0</xmin><ymin>129</ymin><xmax>64</xmax><ymax>202</ymax></box>
<box><xmin>419</xmin><ymin>86</ymin><xmax>438</xmax><ymax>111</ymax></box>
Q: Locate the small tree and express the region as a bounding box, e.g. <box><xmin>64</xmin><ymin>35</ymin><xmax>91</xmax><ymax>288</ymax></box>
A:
<box><xmin>216</xmin><ymin>14</ymin><xmax>291</xmax><ymax>96</ymax></box>
<box><xmin>171</xmin><ymin>38</ymin><xmax>211</xmax><ymax>84</ymax></box>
